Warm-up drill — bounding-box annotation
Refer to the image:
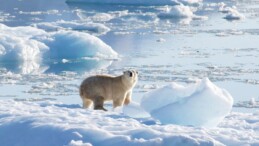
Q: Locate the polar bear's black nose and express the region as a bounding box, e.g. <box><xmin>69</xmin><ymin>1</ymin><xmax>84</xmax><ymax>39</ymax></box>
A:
<box><xmin>129</xmin><ymin>72</ymin><xmax>133</xmax><ymax>77</ymax></box>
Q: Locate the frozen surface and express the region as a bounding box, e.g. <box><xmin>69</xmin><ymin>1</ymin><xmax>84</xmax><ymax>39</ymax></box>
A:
<box><xmin>0</xmin><ymin>99</ymin><xmax>258</xmax><ymax>146</ymax></box>
<box><xmin>0</xmin><ymin>0</ymin><xmax>259</xmax><ymax>145</ymax></box>
<box><xmin>141</xmin><ymin>78</ymin><xmax>233</xmax><ymax>127</ymax></box>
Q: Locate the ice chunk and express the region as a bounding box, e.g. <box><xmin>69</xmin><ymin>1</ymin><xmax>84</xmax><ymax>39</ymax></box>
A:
<box><xmin>141</xmin><ymin>78</ymin><xmax>233</xmax><ymax>127</ymax></box>
<box><xmin>158</xmin><ymin>4</ymin><xmax>194</xmax><ymax>18</ymax></box>
<box><xmin>68</xmin><ymin>140</ymin><xmax>92</xmax><ymax>146</ymax></box>
<box><xmin>158</xmin><ymin>4</ymin><xmax>207</xmax><ymax>21</ymax></box>
<box><xmin>0</xmin><ymin>24</ymin><xmax>48</xmax><ymax>62</ymax></box>
<box><xmin>0</xmin><ymin>23</ymin><xmax>118</xmax><ymax>62</ymax></box>
<box><xmin>223</xmin><ymin>7</ymin><xmax>245</xmax><ymax>20</ymax></box>
<box><xmin>45</xmin><ymin>31</ymin><xmax>118</xmax><ymax>59</ymax></box>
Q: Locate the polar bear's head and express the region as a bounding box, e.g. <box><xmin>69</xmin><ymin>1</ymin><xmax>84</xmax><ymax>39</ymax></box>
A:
<box><xmin>122</xmin><ymin>70</ymin><xmax>138</xmax><ymax>88</ymax></box>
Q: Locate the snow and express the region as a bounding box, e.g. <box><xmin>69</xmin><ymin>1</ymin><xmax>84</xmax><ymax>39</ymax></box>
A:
<box><xmin>0</xmin><ymin>23</ymin><xmax>118</xmax><ymax>62</ymax></box>
<box><xmin>141</xmin><ymin>78</ymin><xmax>234</xmax><ymax>127</ymax></box>
<box><xmin>0</xmin><ymin>99</ymin><xmax>258</xmax><ymax>146</ymax></box>
<box><xmin>123</xmin><ymin>101</ymin><xmax>150</xmax><ymax>118</ymax></box>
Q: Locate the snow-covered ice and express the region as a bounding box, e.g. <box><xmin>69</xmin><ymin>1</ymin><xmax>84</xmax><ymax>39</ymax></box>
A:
<box><xmin>141</xmin><ymin>78</ymin><xmax>233</xmax><ymax>127</ymax></box>
<box><xmin>0</xmin><ymin>99</ymin><xmax>258</xmax><ymax>146</ymax></box>
<box><xmin>45</xmin><ymin>31</ymin><xmax>117</xmax><ymax>59</ymax></box>
<box><xmin>0</xmin><ymin>24</ymin><xmax>118</xmax><ymax>62</ymax></box>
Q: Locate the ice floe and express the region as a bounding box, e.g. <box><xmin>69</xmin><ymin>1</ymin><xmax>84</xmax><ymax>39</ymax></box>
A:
<box><xmin>18</xmin><ymin>10</ymin><xmax>60</xmax><ymax>15</ymax></box>
<box><xmin>45</xmin><ymin>31</ymin><xmax>117</xmax><ymax>59</ymax></box>
<box><xmin>0</xmin><ymin>24</ymin><xmax>48</xmax><ymax>62</ymax></box>
<box><xmin>32</xmin><ymin>20</ymin><xmax>110</xmax><ymax>35</ymax></box>
<box><xmin>0</xmin><ymin>23</ymin><xmax>118</xmax><ymax>64</ymax></box>
<box><xmin>141</xmin><ymin>78</ymin><xmax>233</xmax><ymax>127</ymax></box>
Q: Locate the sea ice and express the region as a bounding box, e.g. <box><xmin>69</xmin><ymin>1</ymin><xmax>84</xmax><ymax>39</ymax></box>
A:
<box><xmin>32</xmin><ymin>20</ymin><xmax>110</xmax><ymax>35</ymax></box>
<box><xmin>141</xmin><ymin>78</ymin><xmax>234</xmax><ymax>127</ymax></box>
<box><xmin>66</xmin><ymin>0</ymin><xmax>179</xmax><ymax>6</ymax></box>
<box><xmin>174</xmin><ymin>0</ymin><xmax>203</xmax><ymax>6</ymax></box>
<box><xmin>45</xmin><ymin>31</ymin><xmax>118</xmax><ymax>59</ymax></box>
<box><xmin>158</xmin><ymin>4</ymin><xmax>194</xmax><ymax>18</ymax></box>
<box><xmin>0</xmin><ymin>23</ymin><xmax>118</xmax><ymax>62</ymax></box>
<box><xmin>158</xmin><ymin>4</ymin><xmax>207</xmax><ymax>20</ymax></box>
<box><xmin>221</xmin><ymin>6</ymin><xmax>245</xmax><ymax>20</ymax></box>
<box><xmin>0</xmin><ymin>25</ymin><xmax>48</xmax><ymax>62</ymax></box>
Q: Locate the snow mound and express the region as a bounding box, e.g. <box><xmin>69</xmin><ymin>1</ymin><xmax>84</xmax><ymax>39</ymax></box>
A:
<box><xmin>66</xmin><ymin>0</ymin><xmax>178</xmax><ymax>6</ymax></box>
<box><xmin>141</xmin><ymin>78</ymin><xmax>234</xmax><ymax>127</ymax></box>
<box><xmin>0</xmin><ymin>23</ymin><xmax>118</xmax><ymax>62</ymax></box>
<box><xmin>32</xmin><ymin>21</ymin><xmax>110</xmax><ymax>35</ymax></box>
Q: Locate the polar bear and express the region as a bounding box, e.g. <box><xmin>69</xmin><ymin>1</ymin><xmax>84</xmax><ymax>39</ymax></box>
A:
<box><xmin>79</xmin><ymin>70</ymin><xmax>138</xmax><ymax>111</ymax></box>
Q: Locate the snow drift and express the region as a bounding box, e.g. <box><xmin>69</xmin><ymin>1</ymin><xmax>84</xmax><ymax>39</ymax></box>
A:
<box><xmin>0</xmin><ymin>23</ymin><xmax>118</xmax><ymax>63</ymax></box>
<box><xmin>141</xmin><ymin>78</ymin><xmax>234</xmax><ymax>127</ymax></box>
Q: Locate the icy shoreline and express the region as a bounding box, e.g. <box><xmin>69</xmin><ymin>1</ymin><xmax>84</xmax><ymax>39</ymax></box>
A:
<box><xmin>0</xmin><ymin>99</ymin><xmax>258</xmax><ymax>146</ymax></box>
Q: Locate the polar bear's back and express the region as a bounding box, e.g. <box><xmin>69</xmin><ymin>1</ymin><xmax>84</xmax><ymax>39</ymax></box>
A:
<box><xmin>80</xmin><ymin>75</ymin><xmax>119</xmax><ymax>100</ymax></box>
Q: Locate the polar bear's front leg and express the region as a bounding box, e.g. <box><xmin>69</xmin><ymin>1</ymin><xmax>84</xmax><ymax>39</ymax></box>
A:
<box><xmin>113</xmin><ymin>93</ymin><xmax>127</xmax><ymax>109</ymax></box>
<box><xmin>124</xmin><ymin>91</ymin><xmax>132</xmax><ymax>105</ymax></box>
